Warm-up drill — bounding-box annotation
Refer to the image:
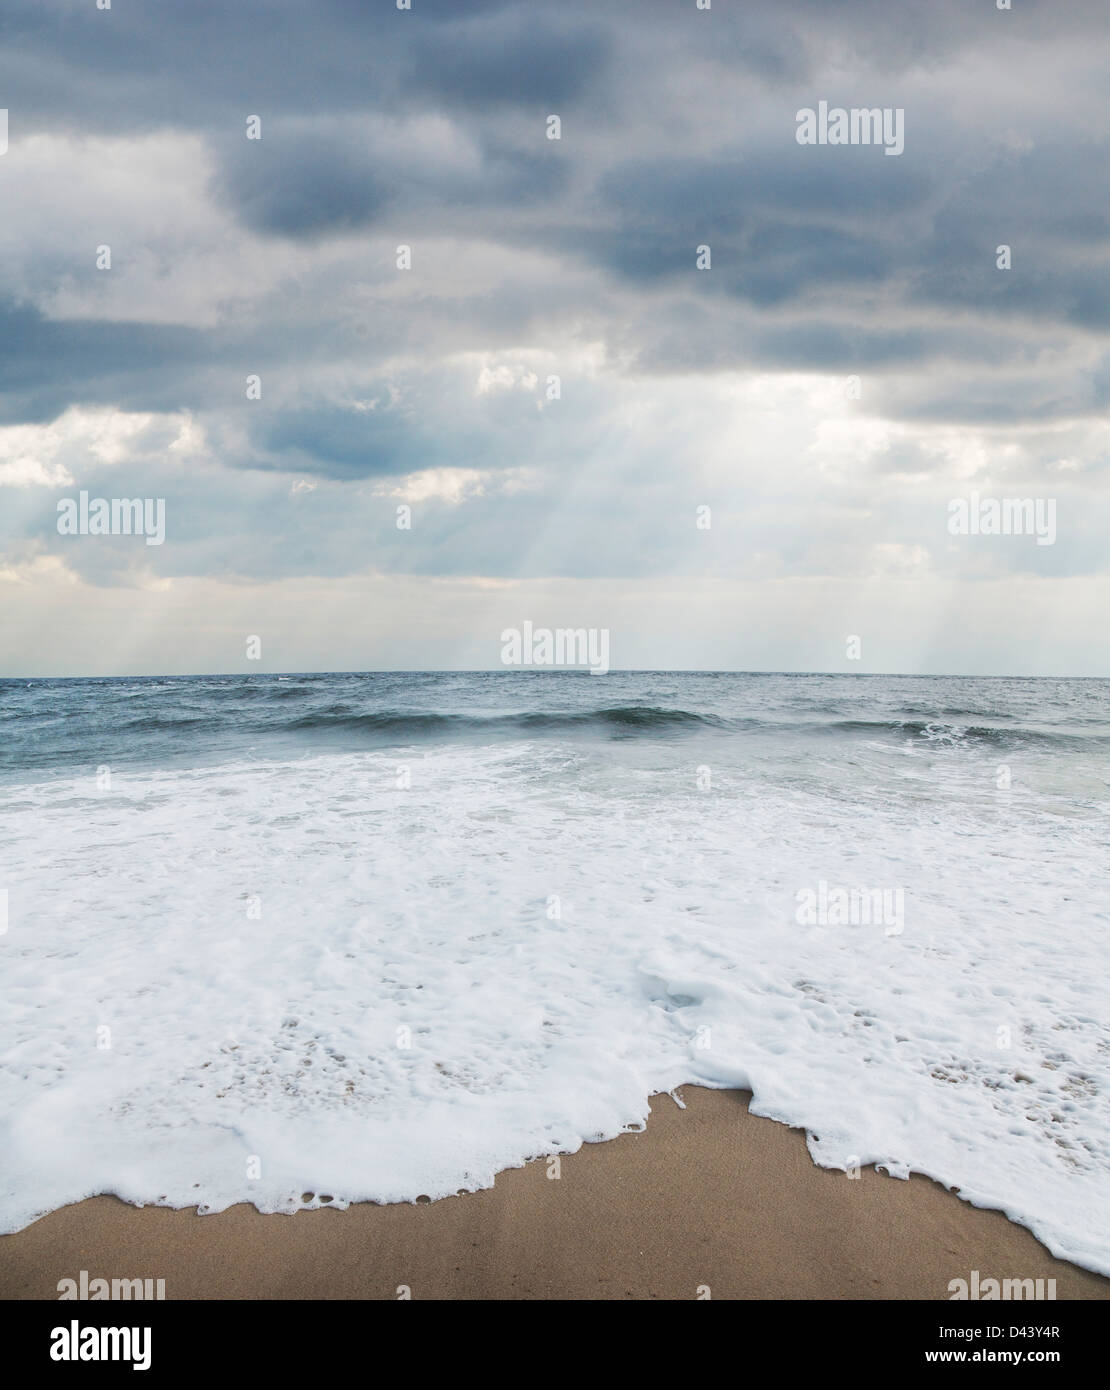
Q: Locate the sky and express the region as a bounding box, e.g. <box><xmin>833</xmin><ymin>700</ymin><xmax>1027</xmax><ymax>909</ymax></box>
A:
<box><xmin>1</xmin><ymin>0</ymin><xmax>1108</xmax><ymax>677</ymax></box>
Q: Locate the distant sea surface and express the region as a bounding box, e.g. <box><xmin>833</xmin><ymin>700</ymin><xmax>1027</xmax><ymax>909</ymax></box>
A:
<box><xmin>1</xmin><ymin>672</ymin><xmax>1108</xmax><ymax>1272</ymax></box>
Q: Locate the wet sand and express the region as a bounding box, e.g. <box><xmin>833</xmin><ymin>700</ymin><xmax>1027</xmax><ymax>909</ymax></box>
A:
<box><xmin>2</xmin><ymin>1087</ymin><xmax>1106</xmax><ymax>1300</ymax></box>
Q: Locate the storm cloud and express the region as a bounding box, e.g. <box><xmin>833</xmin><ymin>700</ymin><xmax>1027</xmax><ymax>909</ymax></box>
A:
<box><xmin>1</xmin><ymin>0</ymin><xmax>1108</xmax><ymax>674</ymax></box>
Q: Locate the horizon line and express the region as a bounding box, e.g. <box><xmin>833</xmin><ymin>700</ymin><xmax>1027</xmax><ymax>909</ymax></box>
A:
<box><xmin>1</xmin><ymin>669</ymin><xmax>1106</xmax><ymax>682</ymax></box>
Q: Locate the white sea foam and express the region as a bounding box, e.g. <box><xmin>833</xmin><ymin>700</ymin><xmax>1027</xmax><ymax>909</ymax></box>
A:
<box><xmin>1</xmin><ymin>732</ymin><xmax>1108</xmax><ymax>1275</ymax></box>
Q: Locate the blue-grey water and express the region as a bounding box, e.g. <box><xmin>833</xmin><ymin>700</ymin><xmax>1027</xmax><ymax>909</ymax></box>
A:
<box><xmin>2</xmin><ymin>670</ymin><xmax>1108</xmax><ymax>777</ymax></box>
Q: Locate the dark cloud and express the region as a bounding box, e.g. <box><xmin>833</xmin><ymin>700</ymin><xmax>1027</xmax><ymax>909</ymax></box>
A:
<box><xmin>2</xmin><ymin>0</ymin><xmax>1109</xmax><ymax>596</ymax></box>
<box><xmin>407</xmin><ymin>12</ymin><xmax>614</xmax><ymax>109</ymax></box>
<box><xmin>253</xmin><ymin>405</ymin><xmax>433</xmax><ymax>478</ymax></box>
<box><xmin>216</xmin><ymin>133</ymin><xmax>391</xmax><ymax>240</ymax></box>
<box><xmin>0</xmin><ymin>301</ymin><xmax>207</xmax><ymax>424</ymax></box>
<box><xmin>211</xmin><ymin>122</ymin><xmax>568</xmax><ymax>242</ymax></box>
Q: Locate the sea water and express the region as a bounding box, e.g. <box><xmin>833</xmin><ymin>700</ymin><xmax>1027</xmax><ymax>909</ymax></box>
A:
<box><xmin>0</xmin><ymin>672</ymin><xmax>1107</xmax><ymax>1272</ymax></box>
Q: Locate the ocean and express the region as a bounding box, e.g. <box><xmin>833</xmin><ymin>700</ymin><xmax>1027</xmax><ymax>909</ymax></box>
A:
<box><xmin>1</xmin><ymin>671</ymin><xmax>1108</xmax><ymax>1271</ymax></box>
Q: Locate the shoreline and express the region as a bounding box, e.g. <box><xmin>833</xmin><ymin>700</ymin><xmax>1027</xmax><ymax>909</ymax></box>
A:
<box><xmin>2</xmin><ymin>1087</ymin><xmax>1107</xmax><ymax>1300</ymax></box>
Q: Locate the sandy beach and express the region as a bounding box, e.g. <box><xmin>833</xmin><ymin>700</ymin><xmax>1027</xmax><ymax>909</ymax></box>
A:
<box><xmin>2</xmin><ymin>1087</ymin><xmax>1106</xmax><ymax>1301</ymax></box>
